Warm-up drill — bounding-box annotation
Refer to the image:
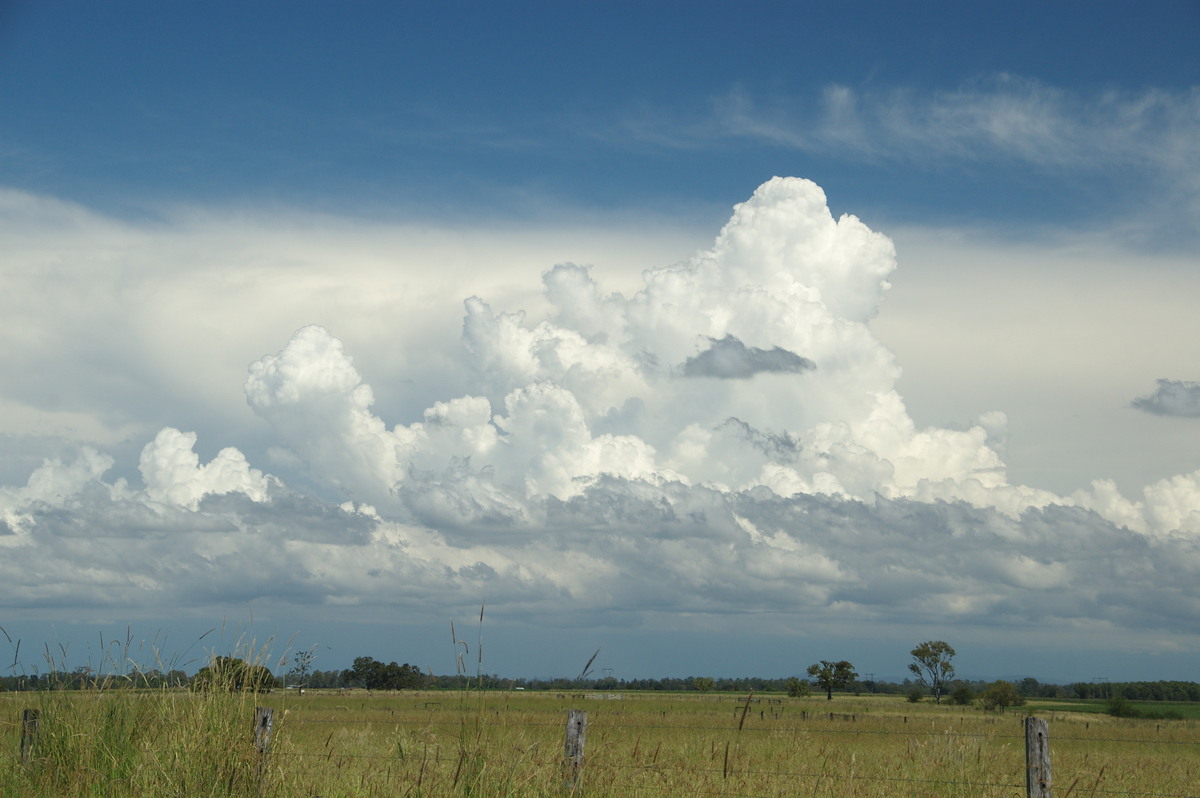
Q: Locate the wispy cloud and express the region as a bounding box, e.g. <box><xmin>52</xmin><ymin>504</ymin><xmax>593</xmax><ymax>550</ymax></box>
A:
<box><xmin>617</xmin><ymin>76</ymin><xmax>1200</xmax><ymax>184</ymax></box>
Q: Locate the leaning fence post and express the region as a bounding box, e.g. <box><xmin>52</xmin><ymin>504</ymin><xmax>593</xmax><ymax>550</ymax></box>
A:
<box><xmin>20</xmin><ymin>709</ymin><xmax>39</xmax><ymax>764</ymax></box>
<box><xmin>1025</xmin><ymin>716</ymin><xmax>1052</xmax><ymax>798</ymax></box>
<box><xmin>563</xmin><ymin>709</ymin><xmax>587</xmax><ymax>792</ymax></box>
<box><xmin>254</xmin><ymin>706</ymin><xmax>273</xmax><ymax>776</ymax></box>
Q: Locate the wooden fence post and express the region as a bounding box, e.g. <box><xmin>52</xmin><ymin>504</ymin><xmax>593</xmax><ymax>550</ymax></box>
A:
<box><xmin>1025</xmin><ymin>716</ymin><xmax>1052</xmax><ymax>798</ymax></box>
<box><xmin>254</xmin><ymin>706</ymin><xmax>274</xmax><ymax>777</ymax></box>
<box><xmin>563</xmin><ymin>709</ymin><xmax>587</xmax><ymax>792</ymax></box>
<box><xmin>20</xmin><ymin>709</ymin><xmax>39</xmax><ymax>765</ymax></box>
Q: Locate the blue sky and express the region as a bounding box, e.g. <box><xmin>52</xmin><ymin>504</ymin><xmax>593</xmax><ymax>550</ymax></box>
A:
<box><xmin>5</xmin><ymin>1</ymin><xmax>1197</xmax><ymax>229</ymax></box>
<box><xmin>2</xmin><ymin>2</ymin><xmax>1200</xmax><ymax>684</ymax></box>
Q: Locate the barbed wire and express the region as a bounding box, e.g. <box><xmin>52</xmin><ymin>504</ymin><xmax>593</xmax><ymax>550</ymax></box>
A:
<box><xmin>278</xmin><ymin>713</ymin><xmax>1200</xmax><ymax>748</ymax></box>
<box><xmin>1082</xmin><ymin>789</ymin><xmax>1200</xmax><ymax>798</ymax></box>
<box><xmin>8</xmin><ymin>703</ymin><xmax>1195</xmax><ymax>748</ymax></box>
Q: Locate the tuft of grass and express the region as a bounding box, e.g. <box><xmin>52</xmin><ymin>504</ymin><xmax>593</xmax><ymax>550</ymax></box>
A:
<box><xmin>0</xmin><ymin>628</ymin><xmax>285</xmax><ymax>798</ymax></box>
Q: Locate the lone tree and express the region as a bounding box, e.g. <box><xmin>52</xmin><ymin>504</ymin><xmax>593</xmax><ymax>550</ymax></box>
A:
<box><xmin>287</xmin><ymin>648</ymin><xmax>316</xmax><ymax>688</ymax></box>
<box><xmin>807</xmin><ymin>660</ymin><xmax>857</xmax><ymax>700</ymax></box>
<box><xmin>193</xmin><ymin>657</ymin><xmax>277</xmax><ymax>692</ymax></box>
<box><xmin>908</xmin><ymin>640</ymin><xmax>956</xmax><ymax>704</ymax></box>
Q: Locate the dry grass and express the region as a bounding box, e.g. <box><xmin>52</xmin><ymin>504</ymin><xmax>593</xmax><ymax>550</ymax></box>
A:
<box><xmin>3</xmin><ymin>689</ymin><xmax>1199</xmax><ymax>797</ymax></box>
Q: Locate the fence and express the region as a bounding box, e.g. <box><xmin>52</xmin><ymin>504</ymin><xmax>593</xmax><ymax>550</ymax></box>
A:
<box><xmin>10</xmin><ymin>694</ymin><xmax>1200</xmax><ymax>797</ymax></box>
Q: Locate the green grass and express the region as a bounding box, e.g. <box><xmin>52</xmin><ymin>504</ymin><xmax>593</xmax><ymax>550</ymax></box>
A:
<box><xmin>1029</xmin><ymin>697</ymin><xmax>1200</xmax><ymax>720</ymax></box>
<box><xmin>1</xmin><ymin>686</ymin><xmax>269</xmax><ymax>797</ymax></box>
<box><xmin>3</xmin><ymin>689</ymin><xmax>1200</xmax><ymax>797</ymax></box>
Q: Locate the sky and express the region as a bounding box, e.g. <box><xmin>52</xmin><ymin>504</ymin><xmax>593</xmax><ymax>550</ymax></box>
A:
<box><xmin>1</xmin><ymin>1</ymin><xmax>1199</xmax><ymax>685</ymax></box>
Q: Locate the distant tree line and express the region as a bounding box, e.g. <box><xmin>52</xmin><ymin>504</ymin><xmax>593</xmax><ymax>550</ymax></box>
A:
<box><xmin>1068</xmin><ymin>680</ymin><xmax>1200</xmax><ymax>702</ymax></box>
<box><xmin>2</xmin><ymin>651</ymin><xmax>1196</xmax><ymax>705</ymax></box>
<box><xmin>343</xmin><ymin>657</ymin><xmax>424</xmax><ymax>690</ymax></box>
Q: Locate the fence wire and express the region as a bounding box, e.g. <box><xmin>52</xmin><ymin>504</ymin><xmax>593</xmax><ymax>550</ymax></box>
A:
<box><xmin>280</xmin><ymin>712</ymin><xmax>1200</xmax><ymax>748</ymax></box>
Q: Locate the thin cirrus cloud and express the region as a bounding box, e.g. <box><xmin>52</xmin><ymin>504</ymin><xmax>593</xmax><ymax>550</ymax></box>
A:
<box><xmin>3</xmin><ymin>177</ymin><xmax>1200</xmax><ymax>672</ymax></box>
<box><xmin>623</xmin><ymin>77</ymin><xmax>1200</xmax><ymax>181</ymax></box>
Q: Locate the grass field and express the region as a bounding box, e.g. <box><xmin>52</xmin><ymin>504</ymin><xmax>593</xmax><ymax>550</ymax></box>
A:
<box><xmin>3</xmin><ymin>688</ymin><xmax>1200</xmax><ymax>797</ymax></box>
<box><xmin>1028</xmin><ymin>697</ymin><xmax>1200</xmax><ymax>720</ymax></box>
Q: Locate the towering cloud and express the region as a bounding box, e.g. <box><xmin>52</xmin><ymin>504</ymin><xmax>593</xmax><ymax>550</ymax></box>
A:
<box><xmin>3</xmin><ymin>177</ymin><xmax>1200</xmax><ymax>656</ymax></box>
<box><xmin>243</xmin><ymin>178</ymin><xmax>1015</xmax><ymax>514</ymax></box>
<box><xmin>233</xmin><ymin>177</ymin><xmax>1200</xmax><ymax>539</ymax></box>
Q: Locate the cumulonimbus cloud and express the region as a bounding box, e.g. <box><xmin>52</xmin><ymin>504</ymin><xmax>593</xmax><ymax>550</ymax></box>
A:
<box><xmin>3</xmin><ymin>177</ymin><xmax>1200</xmax><ymax>651</ymax></box>
<box><xmin>235</xmin><ymin>177</ymin><xmax>1200</xmax><ymax>540</ymax></box>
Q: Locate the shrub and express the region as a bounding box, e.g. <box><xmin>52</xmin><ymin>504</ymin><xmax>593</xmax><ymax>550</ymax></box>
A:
<box><xmin>193</xmin><ymin>656</ymin><xmax>277</xmax><ymax>692</ymax></box>
<box><xmin>950</xmin><ymin>685</ymin><xmax>975</xmax><ymax>705</ymax></box>
<box><xmin>785</xmin><ymin>677</ymin><xmax>810</xmax><ymax>698</ymax></box>
<box><xmin>978</xmin><ymin>680</ymin><xmax>1025</xmax><ymax>712</ymax></box>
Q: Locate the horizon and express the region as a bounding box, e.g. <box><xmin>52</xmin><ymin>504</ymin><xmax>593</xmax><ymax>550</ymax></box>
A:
<box><xmin>0</xmin><ymin>616</ymin><xmax>1189</xmax><ymax>687</ymax></box>
<box><xmin>2</xmin><ymin>2</ymin><xmax>1199</xmax><ymax>686</ymax></box>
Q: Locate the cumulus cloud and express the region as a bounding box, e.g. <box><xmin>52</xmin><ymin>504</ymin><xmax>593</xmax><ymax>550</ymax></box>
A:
<box><xmin>240</xmin><ymin>178</ymin><xmax>983</xmax><ymax>513</ymax></box>
<box><xmin>1132</xmin><ymin>379</ymin><xmax>1200</xmax><ymax>418</ymax></box>
<box><xmin>2</xmin><ymin>177</ymin><xmax>1200</xmax><ymax>659</ymax></box>
<box><xmin>139</xmin><ymin>428</ymin><xmax>274</xmax><ymax>509</ymax></box>
<box><xmin>232</xmin><ymin>177</ymin><xmax>1200</xmax><ymax>540</ymax></box>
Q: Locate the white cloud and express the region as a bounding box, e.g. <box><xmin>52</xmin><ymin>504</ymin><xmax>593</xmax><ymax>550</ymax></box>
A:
<box><xmin>2</xmin><ymin>177</ymin><xmax>1200</xmax><ymax>664</ymax></box>
<box><xmin>872</xmin><ymin>223</ymin><xmax>1200</xmax><ymax>497</ymax></box>
<box><xmin>139</xmin><ymin>428</ymin><xmax>273</xmax><ymax>509</ymax></box>
<box><xmin>0</xmin><ymin>447</ymin><xmax>115</xmax><ymax>540</ymax></box>
<box><xmin>239</xmin><ymin>178</ymin><xmax>1018</xmax><ymax>513</ymax></box>
<box><xmin>0</xmin><ymin>188</ymin><xmax>697</xmax><ymax>455</ymax></box>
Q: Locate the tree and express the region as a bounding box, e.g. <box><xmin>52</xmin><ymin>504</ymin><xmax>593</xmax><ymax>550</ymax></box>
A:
<box><xmin>1018</xmin><ymin>677</ymin><xmax>1041</xmax><ymax>697</ymax></box>
<box><xmin>193</xmin><ymin>657</ymin><xmax>277</xmax><ymax>692</ymax></box>
<box><xmin>287</xmin><ymin>648</ymin><xmax>316</xmax><ymax>687</ymax></box>
<box><xmin>950</xmin><ymin>684</ymin><xmax>975</xmax><ymax>706</ymax></box>
<box><xmin>346</xmin><ymin>656</ymin><xmax>424</xmax><ymax>690</ymax></box>
<box><xmin>908</xmin><ymin>641</ymin><xmax>956</xmax><ymax>704</ymax></box>
<box><xmin>691</xmin><ymin>676</ymin><xmax>715</xmax><ymax>693</ymax></box>
<box><xmin>785</xmin><ymin>677</ymin><xmax>811</xmax><ymax>698</ymax></box>
<box><xmin>977</xmin><ymin>680</ymin><xmax>1025</xmax><ymax>712</ymax></box>
<box><xmin>807</xmin><ymin>660</ymin><xmax>857</xmax><ymax>701</ymax></box>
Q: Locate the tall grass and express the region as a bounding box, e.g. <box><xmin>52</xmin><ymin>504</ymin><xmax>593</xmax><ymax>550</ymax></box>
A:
<box><xmin>2</xmin><ymin>682</ymin><xmax>270</xmax><ymax>797</ymax></box>
<box><xmin>0</xmin><ymin>628</ymin><xmax>282</xmax><ymax>798</ymax></box>
<box><xmin>6</xmin><ymin>689</ymin><xmax>1200</xmax><ymax>797</ymax></box>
